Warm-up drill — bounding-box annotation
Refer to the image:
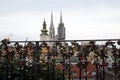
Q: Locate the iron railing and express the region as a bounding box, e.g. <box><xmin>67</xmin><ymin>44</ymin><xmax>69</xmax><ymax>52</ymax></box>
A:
<box><xmin>0</xmin><ymin>39</ymin><xmax>120</xmax><ymax>80</ymax></box>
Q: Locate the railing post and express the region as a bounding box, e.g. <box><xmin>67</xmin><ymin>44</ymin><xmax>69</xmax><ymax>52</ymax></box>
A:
<box><xmin>113</xmin><ymin>46</ymin><xmax>117</xmax><ymax>80</ymax></box>
<box><xmin>6</xmin><ymin>50</ymin><xmax>9</xmax><ymax>80</ymax></box>
<box><xmin>63</xmin><ymin>54</ymin><xmax>65</xmax><ymax>80</ymax></box>
<box><xmin>78</xmin><ymin>56</ymin><xmax>82</xmax><ymax>80</ymax></box>
<box><xmin>85</xmin><ymin>59</ymin><xmax>88</xmax><ymax>80</ymax></box>
<box><xmin>102</xmin><ymin>46</ymin><xmax>105</xmax><ymax>80</ymax></box>
<box><xmin>52</xmin><ymin>54</ymin><xmax>55</xmax><ymax>80</ymax></box>
<box><xmin>119</xmin><ymin>50</ymin><xmax>120</xmax><ymax>80</ymax></box>
<box><xmin>52</xmin><ymin>42</ymin><xmax>57</xmax><ymax>80</ymax></box>
<box><xmin>35</xmin><ymin>41</ymin><xmax>40</xmax><ymax>62</ymax></box>
<box><xmin>47</xmin><ymin>51</ymin><xmax>50</xmax><ymax>80</ymax></box>
<box><xmin>68</xmin><ymin>55</ymin><xmax>70</xmax><ymax>80</ymax></box>
<box><xmin>96</xmin><ymin>56</ymin><xmax>99</xmax><ymax>80</ymax></box>
<box><xmin>19</xmin><ymin>51</ymin><xmax>22</xmax><ymax>80</ymax></box>
<box><xmin>35</xmin><ymin>41</ymin><xmax>40</xmax><ymax>80</ymax></box>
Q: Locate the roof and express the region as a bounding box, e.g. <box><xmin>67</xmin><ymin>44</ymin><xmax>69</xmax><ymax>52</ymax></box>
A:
<box><xmin>56</xmin><ymin>64</ymin><xmax>96</xmax><ymax>79</ymax></box>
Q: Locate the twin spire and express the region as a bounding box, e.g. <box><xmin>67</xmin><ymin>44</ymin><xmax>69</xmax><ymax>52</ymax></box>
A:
<box><xmin>50</xmin><ymin>11</ymin><xmax>63</xmax><ymax>25</ymax></box>
<box><xmin>40</xmin><ymin>11</ymin><xmax>65</xmax><ymax>41</ymax></box>
<box><xmin>41</xmin><ymin>11</ymin><xmax>63</xmax><ymax>34</ymax></box>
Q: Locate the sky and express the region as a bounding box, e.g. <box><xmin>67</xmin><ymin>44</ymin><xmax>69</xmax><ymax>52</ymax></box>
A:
<box><xmin>0</xmin><ymin>0</ymin><xmax>120</xmax><ymax>41</ymax></box>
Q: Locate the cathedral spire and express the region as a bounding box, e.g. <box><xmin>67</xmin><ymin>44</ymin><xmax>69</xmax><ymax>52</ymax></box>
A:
<box><xmin>50</xmin><ymin>12</ymin><xmax>54</xmax><ymax>26</ymax></box>
<box><xmin>60</xmin><ymin>11</ymin><xmax>63</xmax><ymax>23</ymax></box>
<box><xmin>58</xmin><ymin>11</ymin><xmax>65</xmax><ymax>40</ymax></box>
<box><xmin>49</xmin><ymin>12</ymin><xmax>55</xmax><ymax>41</ymax></box>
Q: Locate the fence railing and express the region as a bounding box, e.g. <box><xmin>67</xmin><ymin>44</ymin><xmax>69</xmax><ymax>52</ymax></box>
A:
<box><xmin>0</xmin><ymin>39</ymin><xmax>120</xmax><ymax>80</ymax></box>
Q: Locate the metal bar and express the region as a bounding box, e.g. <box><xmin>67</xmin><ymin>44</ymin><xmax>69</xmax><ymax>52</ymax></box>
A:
<box><xmin>35</xmin><ymin>41</ymin><xmax>40</xmax><ymax>80</ymax></box>
<box><xmin>114</xmin><ymin>52</ymin><xmax>117</xmax><ymax>80</ymax></box>
<box><xmin>85</xmin><ymin>61</ymin><xmax>87</xmax><ymax>80</ymax></box>
<box><xmin>0</xmin><ymin>38</ymin><xmax>119</xmax><ymax>43</ymax></box>
<box><xmin>47</xmin><ymin>56</ymin><xmax>50</xmax><ymax>80</ymax></box>
<box><xmin>6</xmin><ymin>51</ymin><xmax>9</xmax><ymax>80</ymax></box>
<box><xmin>79</xmin><ymin>57</ymin><xmax>82</xmax><ymax>80</ymax></box>
<box><xmin>19</xmin><ymin>52</ymin><xmax>22</xmax><ymax>80</ymax></box>
<box><xmin>96</xmin><ymin>58</ymin><xmax>99</xmax><ymax>80</ymax></box>
<box><xmin>63</xmin><ymin>55</ymin><xmax>65</xmax><ymax>80</ymax></box>
<box><xmin>52</xmin><ymin>55</ymin><xmax>55</xmax><ymax>80</ymax></box>
<box><xmin>68</xmin><ymin>56</ymin><xmax>70</xmax><ymax>80</ymax></box>
<box><xmin>103</xmin><ymin>46</ymin><xmax>105</xmax><ymax>80</ymax></box>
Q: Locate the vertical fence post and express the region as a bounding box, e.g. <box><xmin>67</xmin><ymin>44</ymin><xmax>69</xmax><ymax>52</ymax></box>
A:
<box><xmin>47</xmin><ymin>51</ymin><xmax>50</xmax><ymax>80</ymax></box>
<box><xmin>119</xmin><ymin>51</ymin><xmax>120</xmax><ymax>80</ymax></box>
<box><xmin>102</xmin><ymin>46</ymin><xmax>105</xmax><ymax>80</ymax></box>
<box><xmin>78</xmin><ymin>49</ymin><xmax>82</xmax><ymax>80</ymax></box>
<box><xmin>96</xmin><ymin>55</ymin><xmax>99</xmax><ymax>80</ymax></box>
<box><xmin>68</xmin><ymin>55</ymin><xmax>70</xmax><ymax>80</ymax></box>
<box><xmin>19</xmin><ymin>51</ymin><xmax>22</xmax><ymax>80</ymax></box>
<box><xmin>6</xmin><ymin>50</ymin><xmax>9</xmax><ymax>80</ymax></box>
<box><xmin>79</xmin><ymin>62</ymin><xmax>82</xmax><ymax>80</ymax></box>
<box><xmin>52</xmin><ymin>42</ymin><xmax>57</xmax><ymax>80</ymax></box>
<box><xmin>35</xmin><ymin>41</ymin><xmax>40</xmax><ymax>62</ymax></box>
<box><xmin>35</xmin><ymin>41</ymin><xmax>40</xmax><ymax>80</ymax></box>
<box><xmin>52</xmin><ymin>54</ymin><xmax>55</xmax><ymax>80</ymax></box>
<box><xmin>117</xmin><ymin>40</ymin><xmax>120</xmax><ymax>80</ymax></box>
<box><xmin>63</xmin><ymin>54</ymin><xmax>65</xmax><ymax>80</ymax></box>
<box><xmin>119</xmin><ymin>50</ymin><xmax>120</xmax><ymax>79</ymax></box>
<box><xmin>85</xmin><ymin>59</ymin><xmax>88</xmax><ymax>80</ymax></box>
<box><xmin>113</xmin><ymin>46</ymin><xmax>117</xmax><ymax>80</ymax></box>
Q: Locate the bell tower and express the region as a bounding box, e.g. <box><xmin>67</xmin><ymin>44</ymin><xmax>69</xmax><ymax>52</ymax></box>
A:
<box><xmin>40</xmin><ymin>19</ymin><xmax>49</xmax><ymax>41</ymax></box>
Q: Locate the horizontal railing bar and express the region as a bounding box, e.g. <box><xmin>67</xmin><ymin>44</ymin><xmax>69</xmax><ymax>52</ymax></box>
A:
<box><xmin>1</xmin><ymin>39</ymin><xmax>120</xmax><ymax>43</ymax></box>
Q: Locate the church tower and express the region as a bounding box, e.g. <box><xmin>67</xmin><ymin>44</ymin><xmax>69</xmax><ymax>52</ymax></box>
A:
<box><xmin>40</xmin><ymin>19</ymin><xmax>49</xmax><ymax>41</ymax></box>
<box><xmin>49</xmin><ymin>13</ymin><xmax>55</xmax><ymax>40</ymax></box>
<box><xmin>57</xmin><ymin>11</ymin><xmax>65</xmax><ymax>40</ymax></box>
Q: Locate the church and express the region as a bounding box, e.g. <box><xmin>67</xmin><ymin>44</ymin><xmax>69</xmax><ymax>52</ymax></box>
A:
<box><xmin>40</xmin><ymin>12</ymin><xmax>66</xmax><ymax>42</ymax></box>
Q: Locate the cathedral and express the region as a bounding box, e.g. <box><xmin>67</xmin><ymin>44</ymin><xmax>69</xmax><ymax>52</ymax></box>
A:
<box><xmin>40</xmin><ymin>12</ymin><xmax>66</xmax><ymax>42</ymax></box>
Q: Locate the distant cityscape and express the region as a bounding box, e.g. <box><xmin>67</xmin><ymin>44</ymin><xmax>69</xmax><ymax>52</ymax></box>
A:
<box><xmin>1</xmin><ymin>0</ymin><xmax>120</xmax><ymax>80</ymax></box>
<box><xmin>0</xmin><ymin>12</ymin><xmax>120</xmax><ymax>80</ymax></box>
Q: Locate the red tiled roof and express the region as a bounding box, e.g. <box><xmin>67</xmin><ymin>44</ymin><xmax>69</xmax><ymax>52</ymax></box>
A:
<box><xmin>56</xmin><ymin>63</ymin><xmax>96</xmax><ymax>79</ymax></box>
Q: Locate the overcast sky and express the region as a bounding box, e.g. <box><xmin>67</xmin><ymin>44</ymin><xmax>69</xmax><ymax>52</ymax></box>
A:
<box><xmin>0</xmin><ymin>0</ymin><xmax>120</xmax><ymax>41</ymax></box>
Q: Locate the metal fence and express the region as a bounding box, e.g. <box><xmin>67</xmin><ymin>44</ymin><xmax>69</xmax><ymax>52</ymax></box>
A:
<box><xmin>0</xmin><ymin>39</ymin><xmax>120</xmax><ymax>80</ymax></box>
